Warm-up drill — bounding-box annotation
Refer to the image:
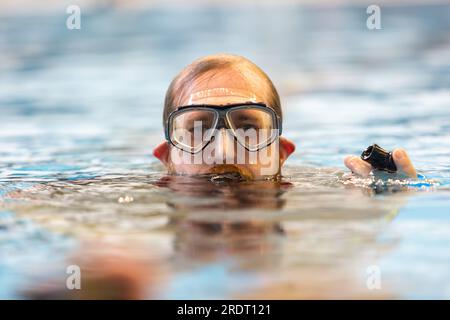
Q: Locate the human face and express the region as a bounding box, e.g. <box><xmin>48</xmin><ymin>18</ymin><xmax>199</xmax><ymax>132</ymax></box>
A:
<box><xmin>154</xmin><ymin>72</ymin><xmax>295</xmax><ymax>180</ymax></box>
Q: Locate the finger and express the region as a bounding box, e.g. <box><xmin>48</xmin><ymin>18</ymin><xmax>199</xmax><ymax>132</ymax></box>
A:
<box><xmin>344</xmin><ymin>155</ymin><xmax>373</xmax><ymax>177</ymax></box>
<box><xmin>392</xmin><ymin>148</ymin><xmax>417</xmax><ymax>179</ymax></box>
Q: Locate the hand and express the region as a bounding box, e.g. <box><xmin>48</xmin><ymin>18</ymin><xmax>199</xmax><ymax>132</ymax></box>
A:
<box><xmin>344</xmin><ymin>148</ymin><xmax>417</xmax><ymax>179</ymax></box>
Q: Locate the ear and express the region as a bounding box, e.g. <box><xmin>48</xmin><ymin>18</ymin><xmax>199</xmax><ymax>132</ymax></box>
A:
<box><xmin>153</xmin><ymin>141</ymin><xmax>171</xmax><ymax>167</ymax></box>
<box><xmin>279</xmin><ymin>137</ymin><xmax>296</xmax><ymax>165</ymax></box>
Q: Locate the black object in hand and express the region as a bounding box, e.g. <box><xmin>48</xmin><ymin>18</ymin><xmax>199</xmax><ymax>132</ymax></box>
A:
<box><xmin>361</xmin><ymin>144</ymin><xmax>397</xmax><ymax>172</ymax></box>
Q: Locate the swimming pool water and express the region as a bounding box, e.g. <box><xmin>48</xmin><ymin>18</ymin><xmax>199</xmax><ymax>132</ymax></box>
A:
<box><xmin>1</xmin><ymin>3</ymin><xmax>450</xmax><ymax>299</ymax></box>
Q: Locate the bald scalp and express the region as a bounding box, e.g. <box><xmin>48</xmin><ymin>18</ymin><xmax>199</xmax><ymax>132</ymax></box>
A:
<box><xmin>163</xmin><ymin>54</ymin><xmax>282</xmax><ymax>130</ymax></box>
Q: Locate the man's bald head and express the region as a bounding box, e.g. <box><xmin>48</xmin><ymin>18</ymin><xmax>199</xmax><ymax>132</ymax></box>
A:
<box><xmin>163</xmin><ymin>54</ymin><xmax>282</xmax><ymax>129</ymax></box>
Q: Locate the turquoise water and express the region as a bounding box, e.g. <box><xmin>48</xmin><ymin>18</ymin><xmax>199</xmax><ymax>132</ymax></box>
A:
<box><xmin>1</xmin><ymin>4</ymin><xmax>450</xmax><ymax>299</ymax></box>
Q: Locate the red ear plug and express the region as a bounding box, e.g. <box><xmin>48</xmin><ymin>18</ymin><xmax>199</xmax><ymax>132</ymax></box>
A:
<box><xmin>153</xmin><ymin>148</ymin><xmax>161</xmax><ymax>159</ymax></box>
<box><xmin>153</xmin><ymin>142</ymin><xmax>170</xmax><ymax>162</ymax></box>
<box><xmin>280</xmin><ymin>137</ymin><xmax>296</xmax><ymax>157</ymax></box>
<box><xmin>285</xmin><ymin>142</ymin><xmax>295</xmax><ymax>156</ymax></box>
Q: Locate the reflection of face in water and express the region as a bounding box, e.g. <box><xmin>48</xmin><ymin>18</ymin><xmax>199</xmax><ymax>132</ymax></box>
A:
<box><xmin>153</xmin><ymin>174</ymin><xmax>292</xmax><ymax>262</ymax></box>
<box><xmin>154</xmin><ymin>173</ymin><xmax>292</xmax><ymax>210</ymax></box>
<box><xmin>13</xmin><ymin>168</ymin><xmax>421</xmax><ymax>299</ymax></box>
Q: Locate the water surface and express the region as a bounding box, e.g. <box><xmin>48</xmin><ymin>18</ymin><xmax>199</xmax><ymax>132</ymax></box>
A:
<box><xmin>1</xmin><ymin>3</ymin><xmax>450</xmax><ymax>299</ymax></box>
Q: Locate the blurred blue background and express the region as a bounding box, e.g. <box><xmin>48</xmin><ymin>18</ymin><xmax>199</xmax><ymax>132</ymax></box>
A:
<box><xmin>1</xmin><ymin>0</ymin><xmax>450</xmax><ymax>299</ymax></box>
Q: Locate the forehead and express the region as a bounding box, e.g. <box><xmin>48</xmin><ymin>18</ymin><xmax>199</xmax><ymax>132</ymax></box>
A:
<box><xmin>178</xmin><ymin>68</ymin><xmax>269</xmax><ymax>106</ymax></box>
<box><xmin>188</xmin><ymin>88</ymin><xmax>257</xmax><ymax>105</ymax></box>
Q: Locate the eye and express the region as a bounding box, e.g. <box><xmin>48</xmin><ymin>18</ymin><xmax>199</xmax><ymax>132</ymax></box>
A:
<box><xmin>242</xmin><ymin>123</ymin><xmax>257</xmax><ymax>130</ymax></box>
<box><xmin>238</xmin><ymin>120</ymin><xmax>261</xmax><ymax>130</ymax></box>
<box><xmin>187</xmin><ymin>122</ymin><xmax>204</xmax><ymax>133</ymax></box>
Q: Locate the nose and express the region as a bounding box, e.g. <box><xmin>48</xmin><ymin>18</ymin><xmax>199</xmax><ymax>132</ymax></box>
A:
<box><xmin>214</xmin><ymin>128</ymin><xmax>235</xmax><ymax>162</ymax></box>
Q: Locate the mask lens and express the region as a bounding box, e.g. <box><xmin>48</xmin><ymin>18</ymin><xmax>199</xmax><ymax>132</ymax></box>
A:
<box><xmin>227</xmin><ymin>107</ymin><xmax>277</xmax><ymax>150</ymax></box>
<box><xmin>170</xmin><ymin>109</ymin><xmax>217</xmax><ymax>152</ymax></box>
